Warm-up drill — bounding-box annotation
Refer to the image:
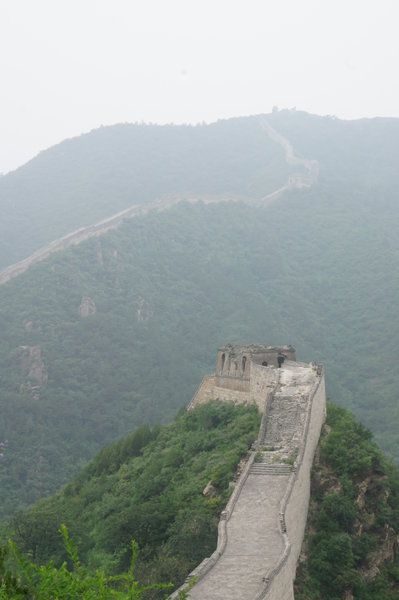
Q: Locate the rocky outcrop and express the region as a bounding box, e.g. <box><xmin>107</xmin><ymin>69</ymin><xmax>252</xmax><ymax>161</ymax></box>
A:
<box><xmin>78</xmin><ymin>295</ymin><xmax>97</xmax><ymax>317</ymax></box>
<box><xmin>19</xmin><ymin>345</ymin><xmax>48</xmax><ymax>399</ymax></box>
<box><xmin>202</xmin><ymin>482</ymin><xmax>218</xmax><ymax>498</ymax></box>
<box><xmin>363</xmin><ymin>524</ymin><xmax>398</xmax><ymax>581</ymax></box>
<box><xmin>20</xmin><ymin>346</ymin><xmax>47</xmax><ymax>384</ymax></box>
<box><xmin>22</xmin><ymin>319</ymin><xmax>33</xmax><ymax>332</ymax></box>
<box><xmin>136</xmin><ymin>297</ymin><xmax>152</xmax><ymax>322</ymax></box>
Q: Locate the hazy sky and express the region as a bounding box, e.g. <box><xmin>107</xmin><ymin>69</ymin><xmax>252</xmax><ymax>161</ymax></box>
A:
<box><xmin>1</xmin><ymin>0</ymin><xmax>398</xmax><ymax>174</ymax></box>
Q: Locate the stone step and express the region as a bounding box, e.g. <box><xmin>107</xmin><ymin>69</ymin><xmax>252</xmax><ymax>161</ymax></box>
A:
<box><xmin>251</xmin><ymin>462</ymin><xmax>292</xmax><ymax>469</ymax></box>
<box><xmin>250</xmin><ymin>463</ymin><xmax>293</xmax><ymax>475</ymax></box>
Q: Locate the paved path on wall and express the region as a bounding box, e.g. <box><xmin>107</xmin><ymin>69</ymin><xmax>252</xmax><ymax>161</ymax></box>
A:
<box><xmin>189</xmin><ymin>472</ymin><xmax>289</xmax><ymax>600</ymax></box>
<box><xmin>260</xmin><ymin>118</ymin><xmax>319</xmax><ymax>180</ymax></box>
<box><xmin>0</xmin><ymin>118</ymin><xmax>319</xmax><ymax>286</ymax></box>
<box><xmin>183</xmin><ymin>363</ymin><xmax>319</xmax><ymax>600</ymax></box>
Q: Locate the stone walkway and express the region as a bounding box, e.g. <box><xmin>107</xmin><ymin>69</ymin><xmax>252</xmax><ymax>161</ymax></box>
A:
<box><xmin>186</xmin><ymin>364</ymin><xmax>320</xmax><ymax>600</ymax></box>
<box><xmin>189</xmin><ymin>472</ymin><xmax>289</xmax><ymax>600</ymax></box>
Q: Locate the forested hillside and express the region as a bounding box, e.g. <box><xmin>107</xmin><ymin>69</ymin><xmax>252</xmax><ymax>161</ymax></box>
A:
<box><xmin>0</xmin><ymin>118</ymin><xmax>288</xmax><ymax>270</ymax></box>
<box><xmin>1</xmin><ymin>111</ymin><xmax>399</xmax><ymax>519</ymax></box>
<box><xmin>2</xmin><ymin>402</ymin><xmax>398</xmax><ymax>599</ymax></box>
<box><xmin>269</xmin><ymin>109</ymin><xmax>399</xmax><ymax>187</ymax></box>
<box><xmin>5</xmin><ymin>402</ymin><xmax>261</xmax><ymax>596</ymax></box>
<box><xmin>295</xmin><ymin>404</ymin><xmax>399</xmax><ymax>599</ymax></box>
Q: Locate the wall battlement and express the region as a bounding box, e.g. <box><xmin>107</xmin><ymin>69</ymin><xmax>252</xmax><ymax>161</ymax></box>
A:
<box><xmin>216</xmin><ymin>344</ymin><xmax>296</xmax><ymax>378</ymax></box>
<box><xmin>173</xmin><ymin>345</ymin><xmax>326</xmax><ymax>600</ymax></box>
<box><xmin>191</xmin><ymin>344</ymin><xmax>296</xmax><ymax>413</ymax></box>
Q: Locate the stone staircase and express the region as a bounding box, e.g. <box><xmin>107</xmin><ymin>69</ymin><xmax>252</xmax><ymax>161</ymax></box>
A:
<box><xmin>263</xmin><ymin>391</ymin><xmax>306</xmax><ymax>453</ymax></box>
<box><xmin>250</xmin><ymin>461</ymin><xmax>293</xmax><ymax>476</ymax></box>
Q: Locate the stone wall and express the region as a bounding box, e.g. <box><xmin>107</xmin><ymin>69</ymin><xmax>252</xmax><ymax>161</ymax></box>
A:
<box><xmin>214</xmin><ymin>376</ymin><xmax>250</xmax><ymax>393</ymax></box>
<box><xmin>250</xmin><ymin>363</ymin><xmax>279</xmax><ymax>412</ymax></box>
<box><xmin>285</xmin><ymin>373</ymin><xmax>326</xmax><ymax>576</ymax></box>
<box><xmin>258</xmin><ymin>370</ymin><xmax>326</xmax><ymax>600</ymax></box>
<box><xmin>190</xmin><ymin>375</ymin><xmax>217</xmax><ymax>407</ymax></box>
<box><xmin>191</xmin><ymin>362</ymin><xmax>278</xmax><ymax>411</ymax></box>
<box><xmin>216</xmin><ymin>345</ymin><xmax>296</xmax><ymax>378</ymax></box>
<box><xmin>191</xmin><ymin>375</ymin><xmax>253</xmax><ymax>407</ymax></box>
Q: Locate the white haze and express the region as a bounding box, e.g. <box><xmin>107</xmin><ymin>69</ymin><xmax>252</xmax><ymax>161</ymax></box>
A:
<box><xmin>0</xmin><ymin>0</ymin><xmax>398</xmax><ymax>173</ymax></box>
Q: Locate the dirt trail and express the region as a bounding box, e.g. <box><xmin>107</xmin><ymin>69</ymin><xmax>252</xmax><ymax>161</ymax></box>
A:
<box><xmin>0</xmin><ymin>119</ymin><xmax>319</xmax><ymax>286</ymax></box>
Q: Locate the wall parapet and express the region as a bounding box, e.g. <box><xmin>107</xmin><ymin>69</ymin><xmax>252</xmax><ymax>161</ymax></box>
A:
<box><xmin>255</xmin><ymin>379</ymin><xmax>280</xmax><ymax>444</ymax></box>
<box><xmin>254</xmin><ymin>368</ymin><xmax>325</xmax><ymax>599</ymax></box>
<box><xmin>188</xmin><ymin>374</ymin><xmax>214</xmax><ymax>409</ymax></box>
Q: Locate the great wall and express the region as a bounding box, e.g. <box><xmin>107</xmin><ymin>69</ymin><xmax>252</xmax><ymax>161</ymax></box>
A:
<box><xmin>0</xmin><ymin>117</ymin><xmax>318</xmax><ymax>286</ymax></box>
<box><xmin>171</xmin><ymin>344</ymin><xmax>326</xmax><ymax>600</ymax></box>
<box><xmin>0</xmin><ymin>117</ymin><xmax>322</xmax><ymax>597</ymax></box>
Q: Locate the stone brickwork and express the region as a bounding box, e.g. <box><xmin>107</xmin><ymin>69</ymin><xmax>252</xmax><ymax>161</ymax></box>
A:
<box><xmin>173</xmin><ymin>348</ymin><xmax>326</xmax><ymax>600</ymax></box>
<box><xmin>250</xmin><ymin>363</ymin><xmax>280</xmax><ymax>412</ymax></box>
<box><xmin>191</xmin><ymin>345</ymin><xmax>288</xmax><ymax>412</ymax></box>
<box><xmin>216</xmin><ymin>344</ymin><xmax>296</xmax><ymax>378</ymax></box>
<box><xmin>190</xmin><ymin>375</ymin><xmax>251</xmax><ymax>407</ymax></box>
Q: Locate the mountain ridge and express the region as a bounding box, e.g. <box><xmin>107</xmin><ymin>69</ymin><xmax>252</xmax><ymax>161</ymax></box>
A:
<box><xmin>0</xmin><ymin>117</ymin><xmax>317</xmax><ymax>285</ymax></box>
<box><xmin>1</xmin><ymin>110</ymin><xmax>399</xmax><ymax>518</ymax></box>
<box><xmin>0</xmin><ymin>116</ymin><xmax>290</xmax><ymax>270</ymax></box>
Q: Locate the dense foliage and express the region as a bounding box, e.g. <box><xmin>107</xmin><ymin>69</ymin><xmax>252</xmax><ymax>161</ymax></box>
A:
<box><xmin>0</xmin><ymin>526</ymin><xmax>177</xmax><ymax>599</ymax></box>
<box><xmin>4</xmin><ymin>401</ymin><xmax>399</xmax><ymax>598</ymax></box>
<box><xmin>5</xmin><ymin>402</ymin><xmax>260</xmax><ymax>594</ymax></box>
<box><xmin>295</xmin><ymin>403</ymin><xmax>399</xmax><ymax>599</ymax></box>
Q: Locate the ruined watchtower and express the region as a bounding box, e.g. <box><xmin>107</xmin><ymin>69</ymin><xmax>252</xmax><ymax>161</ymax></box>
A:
<box><xmin>191</xmin><ymin>344</ymin><xmax>297</xmax><ymax>411</ymax></box>
<box><xmin>216</xmin><ymin>344</ymin><xmax>296</xmax><ymax>378</ymax></box>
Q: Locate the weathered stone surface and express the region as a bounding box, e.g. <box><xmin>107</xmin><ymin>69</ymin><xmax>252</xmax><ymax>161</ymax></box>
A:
<box><xmin>136</xmin><ymin>297</ymin><xmax>152</xmax><ymax>322</ymax></box>
<box><xmin>23</xmin><ymin>319</ymin><xmax>33</xmax><ymax>332</ymax></box>
<box><xmin>78</xmin><ymin>295</ymin><xmax>97</xmax><ymax>317</ymax></box>
<box><xmin>356</xmin><ymin>477</ymin><xmax>371</xmax><ymax>511</ymax></box>
<box><xmin>189</xmin><ymin>474</ymin><xmax>288</xmax><ymax>600</ymax></box>
<box><xmin>19</xmin><ymin>345</ymin><xmax>47</xmax><ymax>385</ymax></box>
<box><xmin>202</xmin><ymin>481</ymin><xmax>217</xmax><ymax>498</ymax></box>
<box><xmin>363</xmin><ymin>524</ymin><xmax>399</xmax><ymax>581</ymax></box>
<box><xmin>19</xmin><ymin>345</ymin><xmax>48</xmax><ymax>400</ymax></box>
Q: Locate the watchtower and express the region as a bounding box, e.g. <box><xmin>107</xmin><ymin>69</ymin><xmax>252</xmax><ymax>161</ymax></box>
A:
<box><xmin>190</xmin><ymin>343</ymin><xmax>297</xmax><ymax>410</ymax></box>
<box><xmin>216</xmin><ymin>344</ymin><xmax>296</xmax><ymax>378</ymax></box>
